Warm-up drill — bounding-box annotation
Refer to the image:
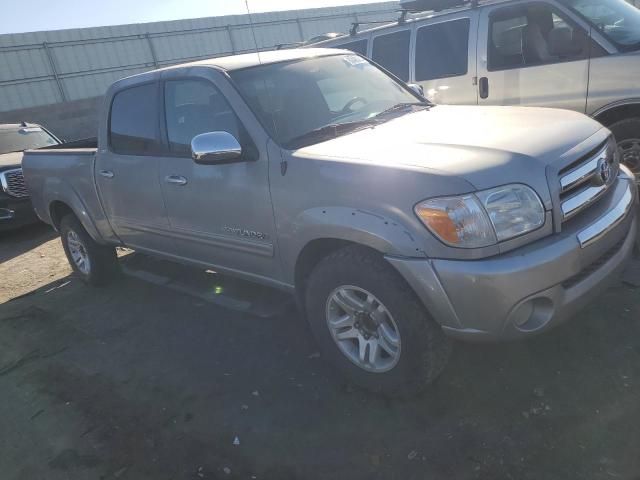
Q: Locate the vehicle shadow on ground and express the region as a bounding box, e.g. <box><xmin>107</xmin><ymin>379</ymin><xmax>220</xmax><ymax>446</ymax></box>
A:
<box><xmin>1</xmin><ymin>271</ymin><xmax>639</xmax><ymax>480</ymax></box>
<box><xmin>0</xmin><ymin>223</ymin><xmax>57</xmax><ymax>263</ymax></box>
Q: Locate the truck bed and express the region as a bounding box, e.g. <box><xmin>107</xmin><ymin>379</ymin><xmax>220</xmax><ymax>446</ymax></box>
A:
<box><xmin>22</xmin><ymin>147</ymin><xmax>112</xmax><ymax>241</ymax></box>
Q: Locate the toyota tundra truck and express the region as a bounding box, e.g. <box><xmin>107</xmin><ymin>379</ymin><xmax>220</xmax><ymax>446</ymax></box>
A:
<box><xmin>22</xmin><ymin>49</ymin><xmax>638</xmax><ymax>395</ymax></box>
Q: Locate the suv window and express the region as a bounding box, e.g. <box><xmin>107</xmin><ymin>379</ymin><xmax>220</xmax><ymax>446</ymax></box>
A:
<box><xmin>109</xmin><ymin>83</ymin><xmax>161</xmax><ymax>155</ymax></box>
<box><xmin>372</xmin><ymin>30</ymin><xmax>411</xmax><ymax>81</ymax></box>
<box><xmin>415</xmin><ymin>19</ymin><xmax>470</xmax><ymax>81</ymax></box>
<box><xmin>488</xmin><ymin>3</ymin><xmax>589</xmax><ymax>71</ymax></box>
<box><xmin>334</xmin><ymin>39</ymin><xmax>368</xmax><ymax>55</ymax></box>
<box><xmin>164</xmin><ymin>79</ymin><xmax>240</xmax><ymax>155</ymax></box>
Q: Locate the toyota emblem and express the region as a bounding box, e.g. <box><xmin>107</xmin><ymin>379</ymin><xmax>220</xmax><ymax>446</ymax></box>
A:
<box><xmin>594</xmin><ymin>157</ymin><xmax>612</xmax><ymax>186</ymax></box>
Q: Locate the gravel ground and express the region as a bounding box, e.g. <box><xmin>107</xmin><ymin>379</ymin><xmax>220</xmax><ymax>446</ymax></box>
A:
<box><xmin>1</xmin><ymin>224</ymin><xmax>640</xmax><ymax>480</ymax></box>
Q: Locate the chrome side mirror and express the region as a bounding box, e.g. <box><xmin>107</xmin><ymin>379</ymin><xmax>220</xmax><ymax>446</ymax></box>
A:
<box><xmin>191</xmin><ymin>131</ymin><xmax>242</xmax><ymax>165</ymax></box>
<box><xmin>407</xmin><ymin>83</ymin><xmax>425</xmax><ymax>98</ymax></box>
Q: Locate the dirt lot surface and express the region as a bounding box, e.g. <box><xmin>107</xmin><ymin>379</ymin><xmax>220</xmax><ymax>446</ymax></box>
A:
<box><xmin>1</xmin><ymin>224</ymin><xmax>640</xmax><ymax>480</ymax></box>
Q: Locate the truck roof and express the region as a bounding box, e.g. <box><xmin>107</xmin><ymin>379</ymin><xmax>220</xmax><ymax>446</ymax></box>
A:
<box><xmin>156</xmin><ymin>48</ymin><xmax>341</xmax><ymax>73</ymax></box>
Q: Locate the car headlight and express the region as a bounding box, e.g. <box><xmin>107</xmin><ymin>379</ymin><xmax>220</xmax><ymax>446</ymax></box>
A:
<box><xmin>414</xmin><ymin>184</ymin><xmax>545</xmax><ymax>248</ymax></box>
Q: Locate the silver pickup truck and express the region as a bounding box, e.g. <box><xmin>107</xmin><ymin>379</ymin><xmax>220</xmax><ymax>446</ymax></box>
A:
<box><xmin>23</xmin><ymin>49</ymin><xmax>638</xmax><ymax>395</ymax></box>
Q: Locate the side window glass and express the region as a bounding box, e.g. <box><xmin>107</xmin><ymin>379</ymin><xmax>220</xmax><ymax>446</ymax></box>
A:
<box><xmin>415</xmin><ymin>19</ymin><xmax>470</xmax><ymax>81</ymax></box>
<box><xmin>164</xmin><ymin>79</ymin><xmax>240</xmax><ymax>155</ymax></box>
<box><xmin>372</xmin><ymin>30</ymin><xmax>411</xmax><ymax>81</ymax></box>
<box><xmin>488</xmin><ymin>4</ymin><xmax>589</xmax><ymax>71</ymax></box>
<box><xmin>109</xmin><ymin>83</ymin><xmax>160</xmax><ymax>155</ymax></box>
<box><xmin>334</xmin><ymin>39</ymin><xmax>368</xmax><ymax>55</ymax></box>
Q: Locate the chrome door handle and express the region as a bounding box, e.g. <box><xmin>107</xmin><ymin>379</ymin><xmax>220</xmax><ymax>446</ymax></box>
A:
<box><xmin>99</xmin><ymin>170</ymin><xmax>114</xmax><ymax>179</ymax></box>
<box><xmin>165</xmin><ymin>175</ymin><xmax>187</xmax><ymax>186</ymax></box>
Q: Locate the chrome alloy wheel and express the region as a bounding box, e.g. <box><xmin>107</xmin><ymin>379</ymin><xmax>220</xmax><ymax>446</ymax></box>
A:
<box><xmin>325</xmin><ymin>286</ymin><xmax>401</xmax><ymax>373</ymax></box>
<box><xmin>618</xmin><ymin>138</ymin><xmax>640</xmax><ymax>184</ymax></box>
<box><xmin>66</xmin><ymin>230</ymin><xmax>91</xmax><ymax>275</ymax></box>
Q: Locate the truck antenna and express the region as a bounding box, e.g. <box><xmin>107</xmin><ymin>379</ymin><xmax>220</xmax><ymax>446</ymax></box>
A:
<box><xmin>244</xmin><ymin>0</ymin><xmax>262</xmax><ymax>64</ymax></box>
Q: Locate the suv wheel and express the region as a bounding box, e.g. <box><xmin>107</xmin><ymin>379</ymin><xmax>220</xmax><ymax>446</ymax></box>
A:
<box><xmin>610</xmin><ymin>118</ymin><xmax>640</xmax><ymax>184</ymax></box>
<box><xmin>59</xmin><ymin>214</ymin><xmax>119</xmax><ymax>286</ymax></box>
<box><xmin>305</xmin><ymin>246</ymin><xmax>451</xmax><ymax>396</ymax></box>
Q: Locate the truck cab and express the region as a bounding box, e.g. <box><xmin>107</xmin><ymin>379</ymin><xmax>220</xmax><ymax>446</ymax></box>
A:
<box><xmin>315</xmin><ymin>0</ymin><xmax>640</xmax><ymax>180</ymax></box>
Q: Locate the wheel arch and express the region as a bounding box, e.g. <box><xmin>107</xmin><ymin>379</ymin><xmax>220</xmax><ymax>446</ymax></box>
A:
<box><xmin>47</xmin><ymin>198</ymin><xmax>104</xmax><ymax>244</ymax></box>
<box><xmin>593</xmin><ymin>100</ymin><xmax>640</xmax><ymax>128</ymax></box>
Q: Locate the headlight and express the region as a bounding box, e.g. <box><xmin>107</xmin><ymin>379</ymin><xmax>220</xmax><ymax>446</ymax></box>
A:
<box><xmin>415</xmin><ymin>184</ymin><xmax>545</xmax><ymax>248</ymax></box>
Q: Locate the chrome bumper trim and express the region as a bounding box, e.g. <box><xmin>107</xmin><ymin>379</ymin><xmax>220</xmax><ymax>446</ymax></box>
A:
<box><xmin>577</xmin><ymin>181</ymin><xmax>633</xmax><ymax>248</ymax></box>
<box><xmin>0</xmin><ymin>208</ymin><xmax>15</xmax><ymax>221</ymax></box>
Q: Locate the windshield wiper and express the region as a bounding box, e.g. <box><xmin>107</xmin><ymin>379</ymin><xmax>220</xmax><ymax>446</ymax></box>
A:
<box><xmin>284</xmin><ymin>119</ymin><xmax>380</xmax><ymax>149</ymax></box>
<box><xmin>374</xmin><ymin>102</ymin><xmax>431</xmax><ymax>119</ymax></box>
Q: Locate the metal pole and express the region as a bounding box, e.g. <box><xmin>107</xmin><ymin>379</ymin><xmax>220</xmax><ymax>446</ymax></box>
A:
<box><xmin>296</xmin><ymin>18</ymin><xmax>305</xmax><ymax>41</ymax></box>
<box><xmin>42</xmin><ymin>42</ymin><xmax>67</xmax><ymax>102</ymax></box>
<box><xmin>226</xmin><ymin>25</ymin><xmax>237</xmax><ymax>54</ymax></box>
<box><xmin>145</xmin><ymin>34</ymin><xmax>159</xmax><ymax>67</ymax></box>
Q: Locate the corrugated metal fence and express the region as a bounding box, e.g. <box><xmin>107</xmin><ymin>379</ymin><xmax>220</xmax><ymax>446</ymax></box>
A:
<box><xmin>0</xmin><ymin>2</ymin><xmax>398</xmax><ymax>113</ymax></box>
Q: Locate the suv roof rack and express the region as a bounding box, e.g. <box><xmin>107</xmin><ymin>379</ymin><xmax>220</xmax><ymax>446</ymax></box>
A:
<box><xmin>399</xmin><ymin>0</ymin><xmax>478</xmax><ymax>12</ymax></box>
<box><xmin>349</xmin><ymin>0</ymin><xmax>483</xmax><ymax>35</ymax></box>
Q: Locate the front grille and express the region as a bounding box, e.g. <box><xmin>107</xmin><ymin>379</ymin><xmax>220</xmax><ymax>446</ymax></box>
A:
<box><xmin>558</xmin><ymin>140</ymin><xmax>617</xmax><ymax>222</ymax></box>
<box><xmin>0</xmin><ymin>168</ymin><xmax>29</xmax><ymax>198</ymax></box>
<box><xmin>562</xmin><ymin>238</ymin><xmax>624</xmax><ymax>289</ymax></box>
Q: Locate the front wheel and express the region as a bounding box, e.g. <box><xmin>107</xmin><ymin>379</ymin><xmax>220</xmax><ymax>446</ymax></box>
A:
<box><xmin>610</xmin><ymin>118</ymin><xmax>640</xmax><ymax>185</ymax></box>
<box><xmin>305</xmin><ymin>246</ymin><xmax>451</xmax><ymax>397</ymax></box>
<box><xmin>59</xmin><ymin>214</ymin><xmax>119</xmax><ymax>286</ymax></box>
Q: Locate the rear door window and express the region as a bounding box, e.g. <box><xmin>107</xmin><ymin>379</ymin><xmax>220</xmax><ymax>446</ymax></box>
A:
<box><xmin>372</xmin><ymin>30</ymin><xmax>411</xmax><ymax>81</ymax></box>
<box><xmin>415</xmin><ymin>19</ymin><xmax>470</xmax><ymax>81</ymax></box>
<box><xmin>109</xmin><ymin>83</ymin><xmax>161</xmax><ymax>155</ymax></box>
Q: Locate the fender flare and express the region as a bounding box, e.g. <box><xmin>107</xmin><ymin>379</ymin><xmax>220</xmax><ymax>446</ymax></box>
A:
<box><xmin>591</xmin><ymin>98</ymin><xmax>640</xmax><ymax>123</ymax></box>
<box><xmin>44</xmin><ymin>177</ymin><xmax>104</xmax><ymax>244</ymax></box>
<box><xmin>285</xmin><ymin>206</ymin><xmax>428</xmax><ymax>286</ymax></box>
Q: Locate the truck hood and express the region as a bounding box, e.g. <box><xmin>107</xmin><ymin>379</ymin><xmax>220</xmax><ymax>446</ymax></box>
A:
<box><xmin>295</xmin><ymin>105</ymin><xmax>605</xmax><ymax>194</ymax></box>
<box><xmin>0</xmin><ymin>151</ymin><xmax>23</xmax><ymax>170</ymax></box>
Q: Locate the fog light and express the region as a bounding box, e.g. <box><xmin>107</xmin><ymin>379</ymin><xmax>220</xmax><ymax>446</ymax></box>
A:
<box><xmin>510</xmin><ymin>298</ymin><xmax>554</xmax><ymax>332</ymax></box>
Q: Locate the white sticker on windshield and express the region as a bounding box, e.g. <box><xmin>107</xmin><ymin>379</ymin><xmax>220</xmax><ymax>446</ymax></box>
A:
<box><xmin>343</xmin><ymin>55</ymin><xmax>367</xmax><ymax>67</ymax></box>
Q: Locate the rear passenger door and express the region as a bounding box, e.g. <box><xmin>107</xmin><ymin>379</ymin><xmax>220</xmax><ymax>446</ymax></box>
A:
<box><xmin>477</xmin><ymin>1</ymin><xmax>592</xmax><ymax>111</ymax></box>
<box><xmin>413</xmin><ymin>12</ymin><xmax>479</xmax><ymax>105</ymax></box>
<box><xmin>95</xmin><ymin>80</ymin><xmax>173</xmax><ymax>254</ymax></box>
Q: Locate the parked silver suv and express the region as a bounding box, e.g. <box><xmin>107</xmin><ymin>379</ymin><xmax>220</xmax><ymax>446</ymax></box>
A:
<box><xmin>316</xmin><ymin>0</ymin><xmax>640</xmax><ymax>180</ymax></box>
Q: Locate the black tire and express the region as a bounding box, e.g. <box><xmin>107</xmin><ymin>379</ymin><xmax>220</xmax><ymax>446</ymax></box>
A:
<box><xmin>305</xmin><ymin>245</ymin><xmax>451</xmax><ymax>397</ymax></box>
<box><xmin>59</xmin><ymin>214</ymin><xmax>119</xmax><ymax>286</ymax></box>
<box><xmin>609</xmin><ymin>118</ymin><xmax>640</xmax><ymax>181</ymax></box>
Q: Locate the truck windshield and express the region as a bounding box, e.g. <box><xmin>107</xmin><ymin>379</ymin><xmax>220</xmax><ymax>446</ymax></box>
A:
<box><xmin>559</xmin><ymin>0</ymin><xmax>640</xmax><ymax>50</ymax></box>
<box><xmin>0</xmin><ymin>127</ymin><xmax>59</xmax><ymax>155</ymax></box>
<box><xmin>229</xmin><ymin>54</ymin><xmax>427</xmax><ymax>148</ymax></box>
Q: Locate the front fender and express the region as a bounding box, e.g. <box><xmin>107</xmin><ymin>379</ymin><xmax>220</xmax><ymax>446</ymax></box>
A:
<box><xmin>280</xmin><ymin>206</ymin><xmax>427</xmax><ymax>284</ymax></box>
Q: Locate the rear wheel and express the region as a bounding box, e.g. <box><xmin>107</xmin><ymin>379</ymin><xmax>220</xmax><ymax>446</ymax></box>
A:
<box><xmin>610</xmin><ymin>118</ymin><xmax>640</xmax><ymax>184</ymax></box>
<box><xmin>59</xmin><ymin>214</ymin><xmax>119</xmax><ymax>286</ymax></box>
<box><xmin>305</xmin><ymin>246</ymin><xmax>451</xmax><ymax>396</ymax></box>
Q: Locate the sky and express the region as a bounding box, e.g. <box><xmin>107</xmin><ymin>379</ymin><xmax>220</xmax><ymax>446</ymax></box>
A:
<box><xmin>0</xmin><ymin>0</ymin><xmax>393</xmax><ymax>35</ymax></box>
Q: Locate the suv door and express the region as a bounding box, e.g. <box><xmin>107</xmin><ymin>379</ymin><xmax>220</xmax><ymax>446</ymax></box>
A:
<box><xmin>413</xmin><ymin>11</ymin><xmax>479</xmax><ymax>105</ymax></box>
<box><xmin>477</xmin><ymin>0</ymin><xmax>592</xmax><ymax>111</ymax></box>
<box><xmin>95</xmin><ymin>80</ymin><xmax>173</xmax><ymax>254</ymax></box>
<box><xmin>157</xmin><ymin>70</ymin><xmax>279</xmax><ymax>280</ymax></box>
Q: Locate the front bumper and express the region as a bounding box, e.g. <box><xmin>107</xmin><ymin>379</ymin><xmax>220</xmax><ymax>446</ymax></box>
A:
<box><xmin>0</xmin><ymin>194</ymin><xmax>39</xmax><ymax>232</ymax></box>
<box><xmin>388</xmin><ymin>176</ymin><xmax>638</xmax><ymax>342</ymax></box>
